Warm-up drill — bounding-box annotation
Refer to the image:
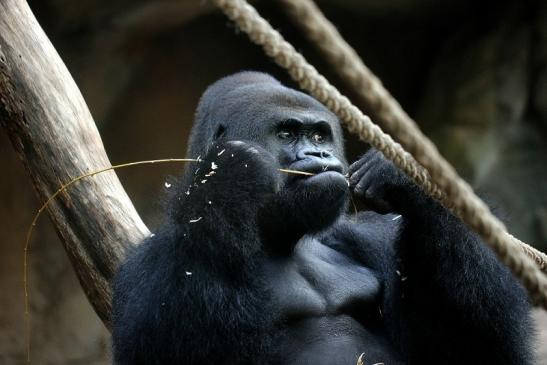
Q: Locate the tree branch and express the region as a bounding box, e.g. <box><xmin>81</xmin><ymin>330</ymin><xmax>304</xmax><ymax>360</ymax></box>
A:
<box><xmin>0</xmin><ymin>0</ymin><xmax>148</xmax><ymax>327</ymax></box>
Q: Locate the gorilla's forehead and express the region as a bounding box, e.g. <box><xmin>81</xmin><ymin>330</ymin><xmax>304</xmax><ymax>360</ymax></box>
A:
<box><xmin>222</xmin><ymin>84</ymin><xmax>342</xmax><ymax>131</ymax></box>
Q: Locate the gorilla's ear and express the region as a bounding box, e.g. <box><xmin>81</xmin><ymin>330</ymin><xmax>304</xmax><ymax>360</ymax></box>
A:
<box><xmin>214</xmin><ymin>125</ymin><xmax>226</xmax><ymax>140</ymax></box>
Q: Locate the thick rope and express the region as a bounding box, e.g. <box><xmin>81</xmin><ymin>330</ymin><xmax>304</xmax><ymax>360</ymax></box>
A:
<box><xmin>277</xmin><ymin>0</ymin><xmax>547</xmax><ymax>273</ymax></box>
<box><xmin>213</xmin><ymin>0</ymin><xmax>547</xmax><ymax>307</ymax></box>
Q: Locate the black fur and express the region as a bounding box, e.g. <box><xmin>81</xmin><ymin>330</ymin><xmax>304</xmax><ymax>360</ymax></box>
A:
<box><xmin>112</xmin><ymin>72</ymin><xmax>532</xmax><ymax>365</ymax></box>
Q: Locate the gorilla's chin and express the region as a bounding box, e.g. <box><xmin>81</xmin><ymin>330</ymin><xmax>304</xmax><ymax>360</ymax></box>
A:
<box><xmin>294</xmin><ymin>171</ymin><xmax>349</xmax><ymax>226</ymax></box>
<box><xmin>277</xmin><ymin>171</ymin><xmax>349</xmax><ymax>234</ymax></box>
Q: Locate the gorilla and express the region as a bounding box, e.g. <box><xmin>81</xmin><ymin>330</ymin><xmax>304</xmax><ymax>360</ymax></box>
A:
<box><xmin>112</xmin><ymin>71</ymin><xmax>532</xmax><ymax>365</ymax></box>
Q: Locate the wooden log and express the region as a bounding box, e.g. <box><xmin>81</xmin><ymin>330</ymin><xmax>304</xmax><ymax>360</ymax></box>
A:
<box><xmin>0</xmin><ymin>0</ymin><xmax>149</xmax><ymax>327</ymax></box>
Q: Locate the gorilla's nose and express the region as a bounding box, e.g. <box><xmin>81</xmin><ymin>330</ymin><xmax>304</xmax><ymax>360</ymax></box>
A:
<box><xmin>297</xmin><ymin>148</ymin><xmax>332</xmax><ymax>160</ymax></box>
<box><xmin>293</xmin><ymin>148</ymin><xmax>343</xmax><ymax>174</ymax></box>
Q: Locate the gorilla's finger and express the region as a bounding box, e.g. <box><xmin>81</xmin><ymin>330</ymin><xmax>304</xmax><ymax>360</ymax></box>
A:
<box><xmin>353</xmin><ymin>168</ymin><xmax>375</xmax><ymax>196</ymax></box>
<box><xmin>348</xmin><ymin>149</ymin><xmax>375</xmax><ymax>174</ymax></box>
<box><xmin>349</xmin><ymin>159</ymin><xmax>374</xmax><ymax>187</ymax></box>
<box><xmin>348</xmin><ymin>159</ymin><xmax>366</xmax><ymax>175</ymax></box>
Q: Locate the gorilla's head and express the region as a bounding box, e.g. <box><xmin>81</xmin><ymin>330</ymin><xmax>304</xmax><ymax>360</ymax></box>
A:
<box><xmin>187</xmin><ymin>71</ymin><xmax>349</xmax><ymax>240</ymax></box>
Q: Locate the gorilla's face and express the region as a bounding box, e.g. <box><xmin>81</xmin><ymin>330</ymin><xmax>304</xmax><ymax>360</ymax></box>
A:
<box><xmin>272</xmin><ymin>113</ymin><xmax>345</xmax><ymax>178</ymax></box>
<box><xmin>267</xmin><ymin>103</ymin><xmax>350</xmax><ymax>236</ymax></box>
<box><xmin>189</xmin><ymin>72</ymin><xmax>349</xmax><ymax>236</ymax></box>
<box><xmin>263</xmin><ymin>99</ymin><xmax>348</xmax><ymax>199</ymax></box>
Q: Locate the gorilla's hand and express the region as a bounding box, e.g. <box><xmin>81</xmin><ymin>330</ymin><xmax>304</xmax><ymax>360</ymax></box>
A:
<box><xmin>189</xmin><ymin>140</ymin><xmax>282</xmax><ymax>204</ymax></box>
<box><xmin>349</xmin><ymin>149</ymin><xmax>420</xmax><ymax>214</ymax></box>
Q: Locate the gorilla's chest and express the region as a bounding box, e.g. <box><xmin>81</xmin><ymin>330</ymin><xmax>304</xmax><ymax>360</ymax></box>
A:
<box><xmin>264</xmin><ymin>236</ymin><xmax>381</xmax><ymax>320</ymax></box>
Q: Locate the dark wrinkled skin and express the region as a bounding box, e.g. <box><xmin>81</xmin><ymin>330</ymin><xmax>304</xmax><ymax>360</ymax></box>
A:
<box><xmin>112</xmin><ymin>72</ymin><xmax>533</xmax><ymax>365</ymax></box>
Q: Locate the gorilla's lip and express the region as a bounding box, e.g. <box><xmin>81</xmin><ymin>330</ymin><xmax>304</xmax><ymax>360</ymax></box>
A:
<box><xmin>287</xmin><ymin>161</ymin><xmax>345</xmax><ymax>177</ymax></box>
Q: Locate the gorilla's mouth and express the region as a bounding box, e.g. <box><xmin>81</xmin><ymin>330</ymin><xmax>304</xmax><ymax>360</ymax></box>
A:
<box><xmin>287</xmin><ymin>160</ymin><xmax>345</xmax><ymax>179</ymax></box>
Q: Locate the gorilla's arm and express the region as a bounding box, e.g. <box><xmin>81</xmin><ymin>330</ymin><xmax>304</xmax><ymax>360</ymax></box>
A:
<box><xmin>112</xmin><ymin>141</ymin><xmax>278</xmax><ymax>365</ymax></box>
<box><xmin>349</xmin><ymin>150</ymin><xmax>532</xmax><ymax>364</ymax></box>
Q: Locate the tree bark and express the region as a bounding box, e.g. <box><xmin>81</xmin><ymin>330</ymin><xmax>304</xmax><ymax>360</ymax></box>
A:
<box><xmin>0</xmin><ymin>0</ymin><xmax>149</xmax><ymax>327</ymax></box>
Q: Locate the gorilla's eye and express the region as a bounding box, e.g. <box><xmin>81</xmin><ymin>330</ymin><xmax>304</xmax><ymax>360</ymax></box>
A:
<box><xmin>311</xmin><ymin>132</ymin><xmax>325</xmax><ymax>144</ymax></box>
<box><xmin>277</xmin><ymin>129</ymin><xmax>295</xmax><ymax>140</ymax></box>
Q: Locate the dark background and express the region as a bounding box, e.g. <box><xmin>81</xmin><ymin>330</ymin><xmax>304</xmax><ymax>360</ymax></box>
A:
<box><xmin>1</xmin><ymin>0</ymin><xmax>546</xmax><ymax>363</ymax></box>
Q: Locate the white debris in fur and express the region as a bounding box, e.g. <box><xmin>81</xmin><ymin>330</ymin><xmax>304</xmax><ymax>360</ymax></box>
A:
<box><xmin>245</xmin><ymin>164</ymin><xmax>248</xmax><ymax>168</ymax></box>
<box><xmin>392</xmin><ymin>215</ymin><xmax>402</xmax><ymax>221</ymax></box>
<box><xmin>201</xmin><ymin>179</ymin><xmax>207</xmax><ymax>184</ymax></box>
<box><xmin>217</xmin><ymin>149</ymin><xmax>226</xmax><ymax>156</ymax></box>
<box><xmin>211</xmin><ymin>162</ymin><xmax>218</xmax><ymax>170</ymax></box>
<box><xmin>185</xmin><ymin>271</ymin><xmax>193</xmax><ymax>276</ymax></box>
<box><xmin>189</xmin><ymin>217</ymin><xmax>203</xmax><ymax>223</ymax></box>
<box><xmin>149</xmin><ymin>233</ymin><xmax>156</xmax><ymax>238</ymax></box>
<box><xmin>164</xmin><ymin>182</ymin><xmax>172</xmax><ymax>188</ymax></box>
<box><xmin>208</xmin><ymin>201</ymin><xmax>212</xmax><ymax>205</ymax></box>
<box><xmin>205</xmin><ymin>171</ymin><xmax>216</xmax><ymax>177</ymax></box>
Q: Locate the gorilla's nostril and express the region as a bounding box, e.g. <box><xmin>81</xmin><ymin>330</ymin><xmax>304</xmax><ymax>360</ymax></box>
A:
<box><xmin>303</xmin><ymin>150</ymin><xmax>331</xmax><ymax>159</ymax></box>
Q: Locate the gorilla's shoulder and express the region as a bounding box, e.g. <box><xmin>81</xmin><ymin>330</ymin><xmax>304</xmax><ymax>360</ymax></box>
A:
<box><xmin>114</xmin><ymin>228</ymin><xmax>180</xmax><ymax>298</ymax></box>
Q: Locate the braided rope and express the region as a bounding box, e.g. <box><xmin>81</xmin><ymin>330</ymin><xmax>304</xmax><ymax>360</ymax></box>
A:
<box><xmin>277</xmin><ymin>0</ymin><xmax>547</xmax><ymax>273</ymax></box>
<box><xmin>214</xmin><ymin>0</ymin><xmax>547</xmax><ymax>307</ymax></box>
